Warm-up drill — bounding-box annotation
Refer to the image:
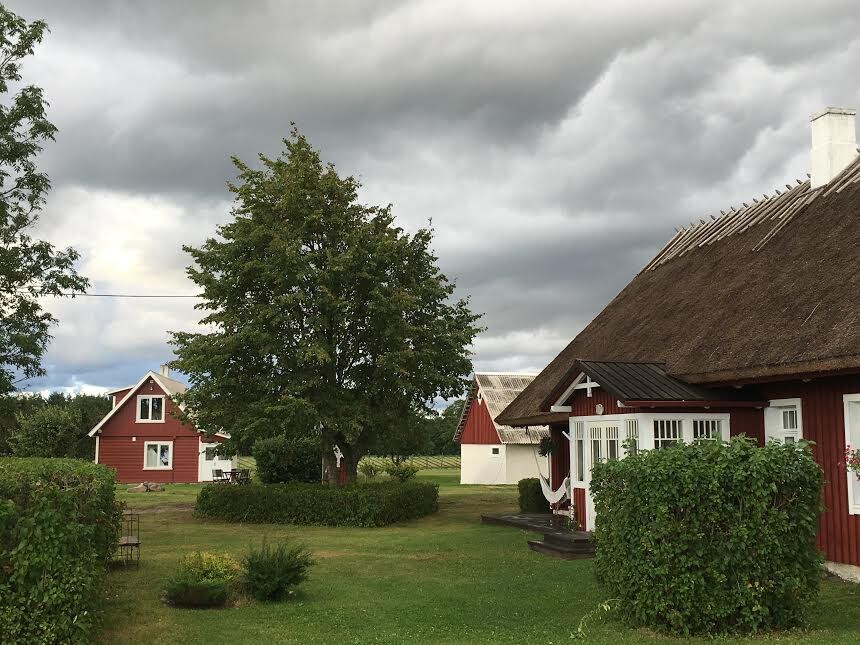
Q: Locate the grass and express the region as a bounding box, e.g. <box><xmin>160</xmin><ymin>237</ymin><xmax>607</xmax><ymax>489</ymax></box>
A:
<box><xmin>102</xmin><ymin>470</ymin><xmax>860</xmax><ymax>644</ymax></box>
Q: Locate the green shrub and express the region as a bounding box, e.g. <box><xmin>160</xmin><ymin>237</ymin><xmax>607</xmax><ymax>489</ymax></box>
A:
<box><xmin>383</xmin><ymin>460</ymin><xmax>419</xmax><ymax>482</ymax></box>
<box><xmin>196</xmin><ymin>480</ymin><xmax>439</xmax><ymax>527</ymax></box>
<box><xmin>164</xmin><ymin>575</ymin><xmax>229</xmax><ymax>609</ymax></box>
<box><xmin>518</xmin><ymin>477</ymin><xmax>548</xmax><ymax>513</ymax></box>
<box><xmin>0</xmin><ymin>457</ymin><xmax>122</xmax><ymax>642</ymax></box>
<box><xmin>252</xmin><ymin>434</ymin><xmax>320</xmax><ymax>484</ymax></box>
<box><xmin>358</xmin><ymin>461</ymin><xmax>379</xmax><ymax>479</ymax></box>
<box><xmin>591</xmin><ymin>437</ymin><xmax>823</xmax><ymax>636</ymax></box>
<box><xmin>243</xmin><ymin>541</ymin><xmax>314</xmax><ymax>601</ymax></box>
<box><xmin>163</xmin><ymin>551</ymin><xmax>243</xmax><ymax>608</ymax></box>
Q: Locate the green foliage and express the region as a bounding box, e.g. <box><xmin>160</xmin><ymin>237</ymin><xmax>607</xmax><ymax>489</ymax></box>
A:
<box><xmin>0</xmin><ymin>457</ymin><xmax>122</xmax><ymax>642</ymax></box>
<box><xmin>196</xmin><ymin>480</ymin><xmax>439</xmax><ymax>527</ymax></box>
<box><xmin>9</xmin><ymin>404</ymin><xmax>79</xmax><ymax>457</ymax></box>
<box><xmin>252</xmin><ymin>434</ymin><xmax>320</xmax><ymax>483</ymax></box>
<box><xmin>0</xmin><ymin>6</ymin><xmax>88</xmax><ymax>395</ymax></box>
<box><xmin>537</xmin><ymin>436</ymin><xmax>554</xmax><ymax>457</ymax></box>
<box><xmin>518</xmin><ymin>477</ymin><xmax>548</xmax><ymax>513</ymax></box>
<box><xmin>591</xmin><ymin>437</ymin><xmax>824</xmax><ymax>636</ymax></box>
<box><xmin>243</xmin><ymin>541</ymin><xmax>314</xmax><ymax>602</ymax></box>
<box><xmin>169</xmin><ymin>128</ymin><xmax>481</xmax><ymax>482</ymax></box>
<box><xmin>179</xmin><ymin>551</ymin><xmax>242</xmax><ymax>584</ymax></box>
<box><xmin>424</xmin><ymin>400</ymin><xmax>464</xmax><ymax>455</ymax></box>
<box><xmin>383</xmin><ymin>459</ymin><xmax>419</xmax><ymax>482</ymax></box>
<box><xmin>358</xmin><ymin>461</ymin><xmax>379</xmax><ymax>479</ymax></box>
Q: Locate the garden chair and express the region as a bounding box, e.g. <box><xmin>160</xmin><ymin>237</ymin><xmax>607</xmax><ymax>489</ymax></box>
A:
<box><xmin>237</xmin><ymin>469</ymin><xmax>251</xmax><ymax>484</ymax></box>
<box><xmin>116</xmin><ymin>511</ymin><xmax>140</xmax><ymax>566</ymax></box>
<box><xmin>213</xmin><ymin>469</ymin><xmax>226</xmax><ymax>483</ymax></box>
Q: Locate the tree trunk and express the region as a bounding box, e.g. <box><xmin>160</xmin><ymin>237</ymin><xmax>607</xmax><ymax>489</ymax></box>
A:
<box><xmin>322</xmin><ymin>442</ymin><xmax>361</xmax><ymax>486</ymax></box>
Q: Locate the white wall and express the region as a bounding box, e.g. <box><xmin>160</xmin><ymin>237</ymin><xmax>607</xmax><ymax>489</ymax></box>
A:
<box><xmin>505</xmin><ymin>444</ymin><xmax>548</xmax><ymax>484</ymax></box>
<box><xmin>460</xmin><ymin>443</ymin><xmax>548</xmax><ymax>485</ymax></box>
<box><xmin>460</xmin><ymin>443</ymin><xmax>506</xmax><ymax>484</ymax></box>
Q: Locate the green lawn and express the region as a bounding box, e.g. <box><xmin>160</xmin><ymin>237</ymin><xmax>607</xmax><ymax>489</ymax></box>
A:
<box><xmin>102</xmin><ymin>471</ymin><xmax>860</xmax><ymax>644</ymax></box>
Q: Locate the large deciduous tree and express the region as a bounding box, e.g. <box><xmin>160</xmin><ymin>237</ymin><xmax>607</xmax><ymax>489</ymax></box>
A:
<box><xmin>0</xmin><ymin>7</ymin><xmax>88</xmax><ymax>394</ymax></box>
<box><xmin>171</xmin><ymin>129</ymin><xmax>482</xmax><ymax>483</ymax></box>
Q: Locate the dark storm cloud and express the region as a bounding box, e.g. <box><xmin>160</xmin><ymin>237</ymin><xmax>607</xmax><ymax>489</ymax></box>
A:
<box><xmin>6</xmin><ymin>0</ymin><xmax>860</xmax><ymax>390</ymax></box>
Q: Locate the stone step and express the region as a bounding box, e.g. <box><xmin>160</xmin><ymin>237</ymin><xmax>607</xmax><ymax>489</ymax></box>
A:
<box><xmin>527</xmin><ymin>539</ymin><xmax>595</xmax><ymax>560</ymax></box>
<box><xmin>542</xmin><ymin>531</ymin><xmax>594</xmax><ymax>549</ymax></box>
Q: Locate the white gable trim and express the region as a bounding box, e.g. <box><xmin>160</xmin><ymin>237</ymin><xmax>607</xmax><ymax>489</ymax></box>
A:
<box><xmin>88</xmin><ymin>371</ymin><xmax>198</xmax><ymax>437</ymax></box>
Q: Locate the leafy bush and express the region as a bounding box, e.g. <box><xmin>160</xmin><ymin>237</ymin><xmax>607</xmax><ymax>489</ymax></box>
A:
<box><xmin>383</xmin><ymin>460</ymin><xmax>419</xmax><ymax>482</ymax></box>
<box><xmin>196</xmin><ymin>480</ymin><xmax>439</xmax><ymax>527</ymax></box>
<box><xmin>591</xmin><ymin>437</ymin><xmax>823</xmax><ymax>636</ymax></box>
<box><xmin>179</xmin><ymin>551</ymin><xmax>242</xmax><ymax>584</ymax></box>
<box><xmin>8</xmin><ymin>405</ymin><xmax>83</xmax><ymax>458</ymax></box>
<box><xmin>0</xmin><ymin>458</ymin><xmax>122</xmax><ymax>642</ymax></box>
<box><xmin>253</xmin><ymin>434</ymin><xmax>320</xmax><ymax>484</ymax></box>
<box><xmin>164</xmin><ymin>575</ymin><xmax>229</xmax><ymax>609</ymax></box>
<box><xmin>358</xmin><ymin>461</ymin><xmax>379</xmax><ymax>479</ymax></box>
<box><xmin>243</xmin><ymin>541</ymin><xmax>314</xmax><ymax>601</ymax></box>
<box><xmin>518</xmin><ymin>477</ymin><xmax>549</xmax><ymax>513</ymax></box>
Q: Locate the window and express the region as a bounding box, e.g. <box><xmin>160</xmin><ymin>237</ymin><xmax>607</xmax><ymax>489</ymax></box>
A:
<box><xmin>693</xmin><ymin>419</ymin><xmax>721</xmax><ymax>440</ymax></box>
<box><xmin>844</xmin><ymin>394</ymin><xmax>860</xmax><ymax>515</ymax></box>
<box><xmin>204</xmin><ymin>447</ymin><xmax>216</xmax><ymax>461</ymax></box>
<box><xmin>137</xmin><ymin>395</ymin><xmax>165</xmax><ymax>423</ymax></box>
<box><xmin>573</xmin><ymin>422</ymin><xmax>585</xmax><ymax>482</ymax></box>
<box><xmin>144</xmin><ymin>441</ymin><xmax>172</xmax><ymax>469</ymax></box>
<box><xmin>606</xmin><ymin>426</ymin><xmax>620</xmax><ymax>460</ymax></box>
<box><xmin>625</xmin><ymin>419</ymin><xmax>639</xmax><ymax>455</ymax></box>
<box><xmin>765</xmin><ymin>398</ymin><xmax>802</xmax><ymax>444</ymax></box>
<box><xmin>590</xmin><ymin>426</ymin><xmax>603</xmax><ymax>464</ymax></box>
<box><xmin>654</xmin><ymin>419</ymin><xmax>682</xmax><ymax>449</ymax></box>
<box><xmin>491</xmin><ymin>447</ymin><xmax>499</xmax><ymax>455</ymax></box>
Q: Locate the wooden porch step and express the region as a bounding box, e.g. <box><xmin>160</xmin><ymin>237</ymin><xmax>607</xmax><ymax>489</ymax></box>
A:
<box><xmin>542</xmin><ymin>531</ymin><xmax>593</xmax><ymax>549</ymax></box>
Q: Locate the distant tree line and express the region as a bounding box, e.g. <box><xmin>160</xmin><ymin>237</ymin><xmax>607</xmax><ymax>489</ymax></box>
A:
<box><xmin>0</xmin><ymin>392</ymin><xmax>110</xmax><ymax>459</ymax></box>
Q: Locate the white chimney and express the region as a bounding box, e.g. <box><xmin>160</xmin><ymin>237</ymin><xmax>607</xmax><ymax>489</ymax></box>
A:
<box><xmin>810</xmin><ymin>107</ymin><xmax>857</xmax><ymax>189</ymax></box>
<box><xmin>159</xmin><ymin>364</ymin><xmax>170</xmax><ymax>378</ymax></box>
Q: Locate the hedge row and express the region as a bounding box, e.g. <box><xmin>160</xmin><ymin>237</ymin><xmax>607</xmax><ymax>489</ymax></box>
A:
<box><xmin>517</xmin><ymin>478</ymin><xmax>549</xmax><ymax>513</ymax></box>
<box><xmin>0</xmin><ymin>457</ymin><xmax>122</xmax><ymax>643</ymax></box>
<box><xmin>196</xmin><ymin>481</ymin><xmax>439</xmax><ymax>527</ymax></box>
<box><xmin>591</xmin><ymin>437</ymin><xmax>823</xmax><ymax>636</ymax></box>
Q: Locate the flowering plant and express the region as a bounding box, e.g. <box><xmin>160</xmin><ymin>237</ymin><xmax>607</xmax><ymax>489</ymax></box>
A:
<box><xmin>845</xmin><ymin>445</ymin><xmax>860</xmax><ymax>477</ymax></box>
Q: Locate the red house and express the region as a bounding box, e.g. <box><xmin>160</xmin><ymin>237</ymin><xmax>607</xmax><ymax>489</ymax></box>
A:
<box><xmin>498</xmin><ymin>107</ymin><xmax>860</xmax><ymax>580</ymax></box>
<box><xmin>453</xmin><ymin>372</ymin><xmax>549</xmax><ymax>485</ymax></box>
<box><xmin>88</xmin><ymin>366</ymin><xmax>234</xmax><ymax>483</ymax></box>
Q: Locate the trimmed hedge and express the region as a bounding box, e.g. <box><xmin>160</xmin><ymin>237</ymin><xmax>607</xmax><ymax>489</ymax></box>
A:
<box><xmin>196</xmin><ymin>481</ymin><xmax>439</xmax><ymax>527</ymax></box>
<box><xmin>252</xmin><ymin>434</ymin><xmax>321</xmax><ymax>484</ymax></box>
<box><xmin>591</xmin><ymin>437</ymin><xmax>823</xmax><ymax>636</ymax></box>
<box><xmin>0</xmin><ymin>457</ymin><xmax>122</xmax><ymax>642</ymax></box>
<box><xmin>518</xmin><ymin>478</ymin><xmax>549</xmax><ymax>513</ymax></box>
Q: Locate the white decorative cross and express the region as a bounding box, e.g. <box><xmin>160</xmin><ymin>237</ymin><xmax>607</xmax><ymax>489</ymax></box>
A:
<box><xmin>333</xmin><ymin>445</ymin><xmax>344</xmax><ymax>468</ymax></box>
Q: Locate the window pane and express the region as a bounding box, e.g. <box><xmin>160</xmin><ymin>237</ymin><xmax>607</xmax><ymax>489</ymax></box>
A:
<box><xmin>159</xmin><ymin>444</ymin><xmax>170</xmax><ymax>466</ymax></box>
<box><xmin>575</xmin><ymin>439</ymin><xmax>584</xmax><ymax>481</ymax></box>
<box><xmin>146</xmin><ymin>444</ymin><xmax>158</xmax><ymax>467</ymax></box>
<box><xmin>139</xmin><ymin>397</ymin><xmax>149</xmax><ymax>420</ymax></box>
<box><xmin>783</xmin><ymin>409</ymin><xmax>797</xmax><ymax>430</ymax></box>
<box><xmin>151</xmin><ymin>397</ymin><xmax>163</xmax><ymax>421</ymax></box>
<box><xmin>784</xmin><ymin>436</ymin><xmax>796</xmax><ymax>445</ymax></box>
<box><xmin>205</xmin><ymin>448</ymin><xmax>215</xmax><ymax>461</ymax></box>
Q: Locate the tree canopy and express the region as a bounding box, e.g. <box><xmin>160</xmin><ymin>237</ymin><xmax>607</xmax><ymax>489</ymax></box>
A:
<box><xmin>171</xmin><ymin>129</ymin><xmax>481</xmax><ymax>482</ymax></box>
<box><xmin>0</xmin><ymin>7</ymin><xmax>87</xmax><ymax>394</ymax></box>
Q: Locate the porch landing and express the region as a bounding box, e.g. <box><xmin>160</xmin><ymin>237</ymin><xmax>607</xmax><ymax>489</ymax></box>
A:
<box><xmin>481</xmin><ymin>512</ymin><xmax>595</xmax><ymax>560</ymax></box>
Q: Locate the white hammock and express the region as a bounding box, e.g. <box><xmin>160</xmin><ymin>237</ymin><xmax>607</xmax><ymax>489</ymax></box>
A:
<box><xmin>540</xmin><ymin>474</ymin><xmax>571</xmax><ymax>504</ymax></box>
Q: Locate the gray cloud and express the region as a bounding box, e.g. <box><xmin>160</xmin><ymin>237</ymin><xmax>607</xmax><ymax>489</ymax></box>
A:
<box><xmin>7</xmin><ymin>0</ymin><xmax>860</xmax><ymax>392</ymax></box>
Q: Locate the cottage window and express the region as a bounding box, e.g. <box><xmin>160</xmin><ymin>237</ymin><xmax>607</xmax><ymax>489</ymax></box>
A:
<box><xmin>625</xmin><ymin>419</ymin><xmax>639</xmax><ymax>455</ymax></box>
<box><xmin>605</xmin><ymin>425</ymin><xmax>620</xmax><ymax>460</ymax></box>
<box><xmin>491</xmin><ymin>447</ymin><xmax>499</xmax><ymax>455</ymax></box>
<box><xmin>573</xmin><ymin>422</ymin><xmax>585</xmax><ymax>483</ymax></box>
<box><xmin>144</xmin><ymin>441</ymin><xmax>172</xmax><ymax>470</ymax></box>
<box><xmin>844</xmin><ymin>395</ymin><xmax>860</xmax><ymax>515</ymax></box>
<box><xmin>654</xmin><ymin>419</ymin><xmax>682</xmax><ymax>449</ymax></box>
<box><xmin>137</xmin><ymin>395</ymin><xmax>165</xmax><ymax>423</ymax></box>
<box><xmin>693</xmin><ymin>419</ymin><xmax>721</xmax><ymax>440</ymax></box>
<box><xmin>765</xmin><ymin>398</ymin><xmax>802</xmax><ymax>444</ymax></box>
<box><xmin>590</xmin><ymin>426</ymin><xmax>603</xmax><ymax>464</ymax></box>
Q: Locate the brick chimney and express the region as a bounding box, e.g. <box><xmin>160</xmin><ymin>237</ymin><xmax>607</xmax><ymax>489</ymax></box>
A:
<box><xmin>810</xmin><ymin>107</ymin><xmax>857</xmax><ymax>189</ymax></box>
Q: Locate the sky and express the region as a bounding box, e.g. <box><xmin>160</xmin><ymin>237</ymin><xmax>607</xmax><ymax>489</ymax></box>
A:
<box><xmin>9</xmin><ymin>0</ymin><xmax>860</xmax><ymax>394</ymax></box>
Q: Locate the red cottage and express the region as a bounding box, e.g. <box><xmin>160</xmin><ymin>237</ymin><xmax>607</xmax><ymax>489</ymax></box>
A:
<box><xmin>497</xmin><ymin>107</ymin><xmax>860</xmax><ymax>581</ymax></box>
<box><xmin>89</xmin><ymin>366</ymin><xmax>234</xmax><ymax>483</ymax></box>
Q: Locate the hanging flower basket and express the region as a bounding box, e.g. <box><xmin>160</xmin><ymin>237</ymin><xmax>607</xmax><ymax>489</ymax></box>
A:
<box><xmin>538</xmin><ymin>436</ymin><xmax>554</xmax><ymax>457</ymax></box>
<box><xmin>845</xmin><ymin>445</ymin><xmax>860</xmax><ymax>478</ymax></box>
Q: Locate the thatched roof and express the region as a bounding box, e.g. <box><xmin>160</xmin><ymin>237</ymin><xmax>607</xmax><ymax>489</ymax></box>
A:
<box><xmin>498</xmin><ymin>159</ymin><xmax>860</xmax><ymax>427</ymax></box>
<box><xmin>454</xmin><ymin>373</ymin><xmax>549</xmax><ymax>444</ymax></box>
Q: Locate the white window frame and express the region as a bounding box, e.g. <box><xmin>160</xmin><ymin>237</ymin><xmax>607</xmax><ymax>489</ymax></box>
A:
<box><xmin>653</xmin><ymin>418</ymin><xmax>683</xmax><ymax>450</ymax></box>
<box><xmin>693</xmin><ymin>418</ymin><xmax>723</xmax><ymax>440</ymax></box>
<box><xmin>572</xmin><ymin>421</ymin><xmax>585</xmax><ymax>483</ymax></box>
<box><xmin>143</xmin><ymin>440</ymin><xmax>173</xmax><ymax>470</ymax></box>
<box><xmin>136</xmin><ymin>395</ymin><xmax>166</xmax><ymax>423</ymax></box>
<box><xmin>765</xmin><ymin>398</ymin><xmax>803</xmax><ymax>444</ymax></box>
<box><xmin>844</xmin><ymin>394</ymin><xmax>860</xmax><ymax>515</ymax></box>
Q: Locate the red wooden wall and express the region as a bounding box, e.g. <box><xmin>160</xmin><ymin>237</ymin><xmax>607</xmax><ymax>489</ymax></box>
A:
<box><xmin>571</xmin><ymin>487</ymin><xmax>586</xmax><ymax>531</ymax></box>
<box><xmin>458</xmin><ymin>397</ymin><xmax>501</xmax><ymax>444</ymax></box>
<box><xmin>97</xmin><ymin>375</ymin><xmax>215</xmax><ymax>483</ymax></box>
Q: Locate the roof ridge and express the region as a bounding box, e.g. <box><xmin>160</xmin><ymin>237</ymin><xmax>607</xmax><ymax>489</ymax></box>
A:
<box><xmin>638</xmin><ymin>154</ymin><xmax>860</xmax><ymax>273</ymax></box>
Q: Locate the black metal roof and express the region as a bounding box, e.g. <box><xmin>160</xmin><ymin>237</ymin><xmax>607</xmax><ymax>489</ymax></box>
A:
<box><xmin>574</xmin><ymin>360</ymin><xmax>754</xmax><ymax>403</ymax></box>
